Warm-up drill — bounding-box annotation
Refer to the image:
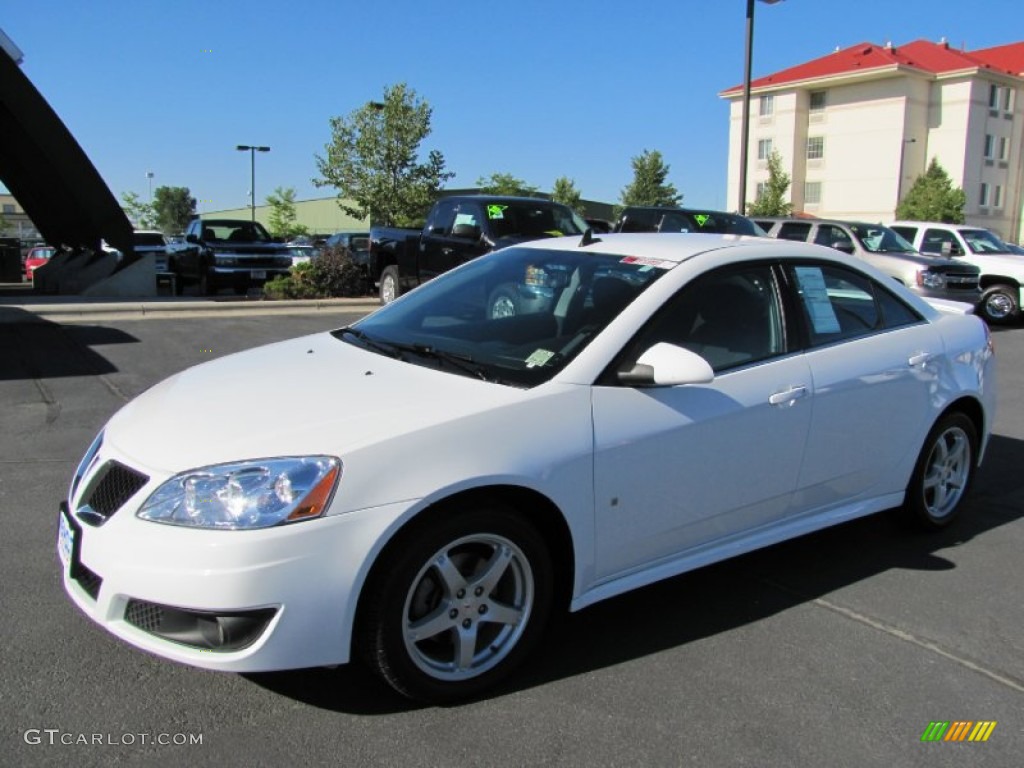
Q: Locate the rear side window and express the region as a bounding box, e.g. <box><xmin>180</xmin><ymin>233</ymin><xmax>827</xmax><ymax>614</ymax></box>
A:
<box><xmin>778</xmin><ymin>222</ymin><xmax>812</xmax><ymax>242</ymax></box>
<box><xmin>889</xmin><ymin>225</ymin><xmax>917</xmax><ymax>243</ymax></box>
<box><xmin>788</xmin><ymin>263</ymin><xmax>923</xmax><ymax>347</ymax></box>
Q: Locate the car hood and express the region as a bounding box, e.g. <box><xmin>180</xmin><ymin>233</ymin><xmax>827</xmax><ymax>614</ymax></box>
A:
<box><xmin>104</xmin><ymin>332</ymin><xmax>523</xmax><ymax>473</ymax></box>
<box><xmin>0</xmin><ymin>47</ymin><xmax>133</xmax><ymax>254</ymax></box>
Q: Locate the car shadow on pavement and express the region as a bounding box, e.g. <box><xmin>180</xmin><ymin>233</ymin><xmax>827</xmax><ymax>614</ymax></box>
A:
<box><xmin>0</xmin><ymin>308</ymin><xmax>137</xmax><ymax>380</ymax></box>
<box><xmin>246</xmin><ymin>433</ymin><xmax>1024</xmax><ymax>713</ymax></box>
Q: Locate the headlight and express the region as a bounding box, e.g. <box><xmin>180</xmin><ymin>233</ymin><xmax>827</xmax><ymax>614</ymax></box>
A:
<box><xmin>917</xmin><ymin>270</ymin><xmax>947</xmax><ymax>289</ymax></box>
<box><xmin>137</xmin><ymin>456</ymin><xmax>341</xmax><ymax>530</ymax></box>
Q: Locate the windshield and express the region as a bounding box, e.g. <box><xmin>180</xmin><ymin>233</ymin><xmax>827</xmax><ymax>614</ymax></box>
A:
<box><xmin>848</xmin><ymin>224</ymin><xmax>916</xmax><ymax>253</ymax></box>
<box><xmin>336</xmin><ymin>246</ymin><xmax>670</xmax><ymax>387</ymax></box>
<box><xmin>962</xmin><ymin>229</ymin><xmax>1013</xmax><ymax>254</ymax></box>
<box><xmin>486</xmin><ymin>204</ymin><xmax>587</xmax><ymax>240</ymax></box>
<box><xmin>202</xmin><ymin>220</ymin><xmax>273</xmax><ymax>243</ymax></box>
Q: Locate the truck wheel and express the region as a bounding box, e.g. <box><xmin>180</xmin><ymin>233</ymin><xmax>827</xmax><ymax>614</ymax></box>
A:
<box><xmin>487</xmin><ymin>284</ymin><xmax>518</xmax><ymax>319</ymax></box>
<box><xmin>358</xmin><ymin>503</ymin><xmax>552</xmax><ymax>703</ymax></box>
<box><xmin>978</xmin><ymin>284</ymin><xmax>1019</xmax><ymax>324</ymax></box>
<box><xmin>380</xmin><ymin>266</ymin><xmax>400</xmax><ymax>305</ymax></box>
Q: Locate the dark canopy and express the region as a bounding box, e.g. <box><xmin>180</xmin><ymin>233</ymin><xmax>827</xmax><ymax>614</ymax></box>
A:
<box><xmin>0</xmin><ymin>49</ymin><xmax>132</xmax><ymax>253</ymax></box>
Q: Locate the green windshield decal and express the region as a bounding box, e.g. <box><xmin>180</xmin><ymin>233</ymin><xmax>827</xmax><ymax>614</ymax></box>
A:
<box><xmin>694</xmin><ymin>214</ymin><xmax>710</xmax><ymax>227</ymax></box>
<box><xmin>487</xmin><ymin>204</ymin><xmax>508</xmax><ymax>220</ymax></box>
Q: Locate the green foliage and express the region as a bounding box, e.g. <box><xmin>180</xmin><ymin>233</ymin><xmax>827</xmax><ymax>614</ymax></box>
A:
<box><xmin>314</xmin><ymin>83</ymin><xmax>454</xmax><ymax>227</ymax></box>
<box><xmin>746</xmin><ymin>150</ymin><xmax>793</xmax><ymax>216</ymax></box>
<box><xmin>265</xmin><ymin>186</ymin><xmax>309</xmax><ymax>240</ymax></box>
<box><xmin>896</xmin><ymin>158</ymin><xmax>966</xmax><ymax>223</ymax></box>
<box><xmin>121</xmin><ymin>191</ymin><xmax>157</xmax><ymax>229</ymax></box>
<box><xmin>152</xmin><ymin>186</ymin><xmax>197</xmax><ymax>234</ymax></box>
<box><xmin>263</xmin><ymin>246</ymin><xmax>367</xmax><ymax>299</ymax></box>
<box><xmin>619</xmin><ymin>150</ymin><xmax>682</xmax><ymax>209</ymax></box>
<box><xmin>475</xmin><ymin>172</ymin><xmax>540</xmax><ymax>197</ymax></box>
<box><xmin>550</xmin><ymin>176</ymin><xmax>584</xmax><ymax>214</ymax></box>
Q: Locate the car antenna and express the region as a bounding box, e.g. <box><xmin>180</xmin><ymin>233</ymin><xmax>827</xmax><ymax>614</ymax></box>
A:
<box><xmin>578</xmin><ymin>228</ymin><xmax>601</xmax><ymax>247</ymax></box>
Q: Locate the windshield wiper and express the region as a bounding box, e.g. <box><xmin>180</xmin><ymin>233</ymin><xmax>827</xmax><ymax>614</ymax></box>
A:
<box><xmin>332</xmin><ymin>327</ymin><xmax>402</xmax><ymax>359</ymax></box>
<box><xmin>386</xmin><ymin>342</ymin><xmax>494</xmax><ymax>381</ymax></box>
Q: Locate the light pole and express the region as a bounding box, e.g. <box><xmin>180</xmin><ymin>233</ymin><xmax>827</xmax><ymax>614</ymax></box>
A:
<box><xmin>897</xmin><ymin>138</ymin><xmax>917</xmax><ymax>208</ymax></box>
<box><xmin>146</xmin><ymin>171</ymin><xmax>154</xmax><ymax>202</ymax></box>
<box><xmin>738</xmin><ymin>0</ymin><xmax>784</xmax><ymax>214</ymax></box>
<box><xmin>236</xmin><ymin>145</ymin><xmax>270</xmax><ymax>222</ymax></box>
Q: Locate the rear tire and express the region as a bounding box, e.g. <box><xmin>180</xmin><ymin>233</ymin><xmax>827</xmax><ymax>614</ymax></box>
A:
<box><xmin>358</xmin><ymin>503</ymin><xmax>552</xmax><ymax>703</ymax></box>
<box><xmin>379</xmin><ymin>265</ymin><xmax>400</xmax><ymax>305</ymax></box>
<box><xmin>977</xmin><ymin>284</ymin><xmax>1019</xmax><ymax>325</ymax></box>
<box><xmin>903</xmin><ymin>412</ymin><xmax>977</xmax><ymax>529</ymax></box>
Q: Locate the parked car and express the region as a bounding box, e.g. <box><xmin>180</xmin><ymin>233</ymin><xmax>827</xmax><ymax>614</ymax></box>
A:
<box><xmin>286</xmin><ymin>244</ymin><xmax>321</xmax><ymax>267</ymax></box>
<box><xmin>371</xmin><ymin>196</ymin><xmax>587</xmax><ymax>307</ymax></box>
<box><xmin>59</xmin><ymin>233</ymin><xmax>994</xmax><ymax>703</ymax></box>
<box><xmin>616</xmin><ymin>206</ymin><xmax>765</xmax><ymax>236</ymax></box>
<box><xmin>889</xmin><ymin>221</ymin><xmax>1024</xmax><ymax>323</ymax></box>
<box><xmin>168</xmin><ymin>219</ymin><xmax>293</xmax><ymax>295</ymax></box>
<box><xmin>23</xmin><ymin>245</ymin><xmax>56</xmax><ymax>282</ymax></box>
<box><xmin>756</xmin><ymin>218</ymin><xmax>981</xmax><ymax>306</ymax></box>
<box><xmin>128</xmin><ymin>230</ymin><xmax>170</xmax><ymax>271</ymax></box>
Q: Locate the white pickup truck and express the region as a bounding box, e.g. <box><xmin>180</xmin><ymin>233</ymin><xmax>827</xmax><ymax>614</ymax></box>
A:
<box><xmin>890</xmin><ymin>221</ymin><xmax>1024</xmax><ymax>324</ymax></box>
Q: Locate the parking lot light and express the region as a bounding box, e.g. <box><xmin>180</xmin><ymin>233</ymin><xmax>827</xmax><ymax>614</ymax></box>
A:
<box><xmin>236</xmin><ymin>145</ymin><xmax>270</xmax><ymax>222</ymax></box>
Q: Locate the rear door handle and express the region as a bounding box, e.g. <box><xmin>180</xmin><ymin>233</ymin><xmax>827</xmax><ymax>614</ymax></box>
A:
<box><xmin>768</xmin><ymin>385</ymin><xmax>808</xmax><ymax>407</ymax></box>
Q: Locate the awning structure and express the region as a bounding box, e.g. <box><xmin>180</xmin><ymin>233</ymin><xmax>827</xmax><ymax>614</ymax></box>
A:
<box><xmin>0</xmin><ymin>44</ymin><xmax>133</xmax><ymax>255</ymax></box>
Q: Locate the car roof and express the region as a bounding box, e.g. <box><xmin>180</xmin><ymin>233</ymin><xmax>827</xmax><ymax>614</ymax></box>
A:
<box><xmin>512</xmin><ymin>232</ymin><xmax>791</xmax><ymax>263</ymax></box>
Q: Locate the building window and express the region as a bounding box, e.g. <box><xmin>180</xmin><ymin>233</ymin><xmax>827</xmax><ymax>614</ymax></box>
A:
<box><xmin>994</xmin><ymin>185</ymin><xmax>1003</xmax><ymax>208</ymax></box>
<box><xmin>984</xmin><ymin>134</ymin><xmax>995</xmax><ymax>158</ymax></box>
<box><xmin>756</xmin><ymin>182</ymin><xmax>767</xmax><ymax>200</ymax></box>
<box><xmin>806</xmin><ymin>136</ymin><xmax>824</xmax><ymax>160</ymax></box>
<box><xmin>809</xmin><ymin>90</ymin><xmax>827</xmax><ymax>112</ymax></box>
<box><xmin>1</xmin><ymin>204</ymin><xmax>14</xmax><ymax>215</ymax></box>
<box><xmin>804</xmin><ymin>181</ymin><xmax>822</xmax><ymax>205</ymax></box>
<box><xmin>979</xmin><ymin>183</ymin><xmax>990</xmax><ymax>207</ymax></box>
<box><xmin>999</xmin><ymin>136</ymin><xmax>1009</xmax><ymax>161</ymax></box>
<box><xmin>759</xmin><ymin>94</ymin><xmax>774</xmax><ymax>117</ymax></box>
<box><xmin>757</xmin><ymin>138</ymin><xmax>773</xmax><ymax>161</ymax></box>
<box><xmin>1004</xmin><ymin>87</ymin><xmax>1015</xmax><ymax>112</ymax></box>
<box><xmin>989</xmin><ymin>84</ymin><xmax>1000</xmax><ymax>109</ymax></box>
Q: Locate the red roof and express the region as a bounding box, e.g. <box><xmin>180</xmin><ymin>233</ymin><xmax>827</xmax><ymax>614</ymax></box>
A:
<box><xmin>721</xmin><ymin>39</ymin><xmax>1022</xmax><ymax>95</ymax></box>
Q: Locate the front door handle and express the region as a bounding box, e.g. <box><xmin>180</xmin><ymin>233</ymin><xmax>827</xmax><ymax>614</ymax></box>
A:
<box><xmin>908</xmin><ymin>351</ymin><xmax>935</xmax><ymax>368</ymax></box>
<box><xmin>768</xmin><ymin>385</ymin><xmax>808</xmax><ymax>407</ymax></box>
<box><xmin>441</xmin><ymin>247</ymin><xmax>454</xmax><ymax>256</ymax></box>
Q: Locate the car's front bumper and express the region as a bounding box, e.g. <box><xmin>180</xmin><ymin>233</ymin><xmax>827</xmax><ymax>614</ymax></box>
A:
<box><xmin>58</xmin><ymin>496</ymin><xmax>413</xmax><ymax>672</ymax></box>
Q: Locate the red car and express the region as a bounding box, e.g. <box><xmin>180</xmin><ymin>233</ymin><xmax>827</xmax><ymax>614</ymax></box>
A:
<box><xmin>24</xmin><ymin>246</ymin><xmax>56</xmax><ymax>282</ymax></box>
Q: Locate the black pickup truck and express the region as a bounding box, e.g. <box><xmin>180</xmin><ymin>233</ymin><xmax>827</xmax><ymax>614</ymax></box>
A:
<box><xmin>169</xmin><ymin>218</ymin><xmax>293</xmax><ymax>295</ymax></box>
<box><xmin>370</xmin><ymin>195</ymin><xmax>588</xmax><ymax>304</ymax></box>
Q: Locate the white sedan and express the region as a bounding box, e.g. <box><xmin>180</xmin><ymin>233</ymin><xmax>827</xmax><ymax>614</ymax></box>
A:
<box><xmin>58</xmin><ymin>233</ymin><xmax>995</xmax><ymax>702</ymax></box>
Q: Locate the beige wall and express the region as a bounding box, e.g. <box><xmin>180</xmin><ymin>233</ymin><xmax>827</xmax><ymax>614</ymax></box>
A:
<box><xmin>205</xmin><ymin>197</ymin><xmax>369</xmax><ymax>234</ymax></box>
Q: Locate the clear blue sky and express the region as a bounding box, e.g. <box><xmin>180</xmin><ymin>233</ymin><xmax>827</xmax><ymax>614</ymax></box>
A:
<box><xmin>4</xmin><ymin>0</ymin><xmax>1020</xmax><ymax>215</ymax></box>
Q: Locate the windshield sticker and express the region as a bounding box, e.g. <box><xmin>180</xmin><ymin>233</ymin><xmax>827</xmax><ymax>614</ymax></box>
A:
<box><xmin>525</xmin><ymin>349</ymin><xmax>555</xmax><ymax>368</ymax></box>
<box><xmin>793</xmin><ymin>267</ymin><xmax>841</xmax><ymax>334</ymax></box>
<box><xmin>694</xmin><ymin>214</ymin><xmax>710</xmax><ymax>227</ymax></box>
<box><xmin>620</xmin><ymin>256</ymin><xmax>674</xmax><ymax>269</ymax></box>
<box><xmin>487</xmin><ymin>204</ymin><xmax>508</xmax><ymax>220</ymax></box>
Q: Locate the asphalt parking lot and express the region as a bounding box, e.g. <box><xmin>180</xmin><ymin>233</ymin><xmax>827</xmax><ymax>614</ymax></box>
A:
<box><xmin>1</xmin><ymin>302</ymin><xmax>1021</xmax><ymax>767</ymax></box>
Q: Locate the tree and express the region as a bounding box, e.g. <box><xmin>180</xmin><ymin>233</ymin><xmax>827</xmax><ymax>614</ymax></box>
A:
<box><xmin>121</xmin><ymin>191</ymin><xmax>157</xmax><ymax>229</ymax></box>
<box><xmin>475</xmin><ymin>172</ymin><xmax>539</xmax><ymax>197</ymax></box>
<box><xmin>265</xmin><ymin>186</ymin><xmax>309</xmax><ymax>240</ymax></box>
<box><xmin>551</xmin><ymin>176</ymin><xmax>584</xmax><ymax>214</ymax></box>
<box><xmin>896</xmin><ymin>158</ymin><xmax>966</xmax><ymax>223</ymax></box>
<box><xmin>314</xmin><ymin>83</ymin><xmax>454</xmax><ymax>227</ymax></box>
<box><xmin>152</xmin><ymin>186</ymin><xmax>197</xmax><ymax>234</ymax></box>
<box><xmin>619</xmin><ymin>150</ymin><xmax>681</xmax><ymax>208</ymax></box>
<box><xmin>746</xmin><ymin>150</ymin><xmax>792</xmax><ymax>216</ymax></box>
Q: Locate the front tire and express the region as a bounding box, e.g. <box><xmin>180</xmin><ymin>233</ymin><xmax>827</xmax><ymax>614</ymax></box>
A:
<box><xmin>903</xmin><ymin>412</ymin><xmax>977</xmax><ymax>529</ymax></box>
<box><xmin>358</xmin><ymin>503</ymin><xmax>552</xmax><ymax>703</ymax></box>
<box><xmin>379</xmin><ymin>265</ymin><xmax>400</xmax><ymax>305</ymax></box>
<box><xmin>978</xmin><ymin>284</ymin><xmax>1019</xmax><ymax>324</ymax></box>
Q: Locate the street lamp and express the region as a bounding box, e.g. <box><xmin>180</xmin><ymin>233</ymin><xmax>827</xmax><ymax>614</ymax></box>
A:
<box><xmin>146</xmin><ymin>171</ymin><xmax>154</xmax><ymax>202</ymax></box>
<box><xmin>897</xmin><ymin>138</ymin><xmax>917</xmax><ymax>207</ymax></box>
<box><xmin>236</xmin><ymin>145</ymin><xmax>270</xmax><ymax>222</ymax></box>
<box><xmin>738</xmin><ymin>0</ymin><xmax>784</xmax><ymax>214</ymax></box>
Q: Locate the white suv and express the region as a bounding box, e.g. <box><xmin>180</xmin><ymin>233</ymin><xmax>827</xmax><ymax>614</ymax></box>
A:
<box><xmin>890</xmin><ymin>221</ymin><xmax>1024</xmax><ymax>324</ymax></box>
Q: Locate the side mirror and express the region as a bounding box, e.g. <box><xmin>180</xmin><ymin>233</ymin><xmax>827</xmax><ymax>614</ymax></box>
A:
<box><xmin>185</xmin><ymin>234</ymin><xmax>200</xmax><ymax>244</ymax></box>
<box><xmin>618</xmin><ymin>342</ymin><xmax>715</xmax><ymax>387</ymax></box>
<box><xmin>831</xmin><ymin>241</ymin><xmax>855</xmax><ymax>254</ymax></box>
<box><xmin>452</xmin><ymin>223</ymin><xmax>482</xmax><ymax>240</ymax></box>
